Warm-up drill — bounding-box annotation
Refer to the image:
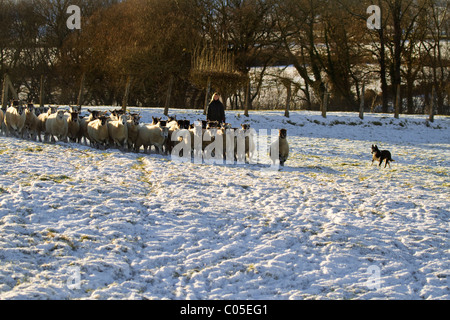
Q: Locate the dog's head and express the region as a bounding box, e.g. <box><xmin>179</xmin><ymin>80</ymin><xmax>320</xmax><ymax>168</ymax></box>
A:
<box><xmin>371</xmin><ymin>144</ymin><xmax>380</xmax><ymax>154</ymax></box>
<box><xmin>280</xmin><ymin>129</ymin><xmax>287</xmax><ymax>139</ymax></box>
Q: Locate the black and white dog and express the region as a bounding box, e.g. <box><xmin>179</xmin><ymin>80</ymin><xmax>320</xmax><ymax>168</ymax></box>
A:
<box><xmin>371</xmin><ymin>144</ymin><xmax>394</xmax><ymax>168</ymax></box>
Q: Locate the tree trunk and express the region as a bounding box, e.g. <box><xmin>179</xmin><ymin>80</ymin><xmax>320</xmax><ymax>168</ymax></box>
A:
<box><xmin>77</xmin><ymin>72</ymin><xmax>85</xmax><ymax>108</ymax></box>
<box><xmin>394</xmin><ymin>84</ymin><xmax>401</xmax><ymax>119</ymax></box>
<box><xmin>392</xmin><ymin>2</ymin><xmax>403</xmax><ymax>116</ymax></box>
<box><xmin>322</xmin><ymin>84</ymin><xmax>328</xmax><ymax>118</ymax></box>
<box><xmin>429</xmin><ymin>85</ymin><xmax>435</xmax><ymax>123</ymax></box>
<box><xmin>406</xmin><ymin>76</ymin><xmax>414</xmax><ymax>114</ymax></box>
<box><xmin>203</xmin><ymin>76</ymin><xmax>211</xmax><ymax>115</ymax></box>
<box><xmin>164</xmin><ymin>75</ymin><xmax>174</xmax><ymax>116</ymax></box>
<box><xmin>244</xmin><ymin>78</ymin><xmax>250</xmax><ymax>117</ymax></box>
<box><xmin>1</xmin><ymin>73</ymin><xmax>8</xmax><ymax>110</ymax></box>
<box><xmin>377</xmin><ymin>2</ymin><xmax>389</xmax><ymax>113</ymax></box>
<box><xmin>284</xmin><ymin>80</ymin><xmax>291</xmax><ymax>118</ymax></box>
<box><xmin>122</xmin><ymin>75</ymin><xmax>133</xmax><ymax>113</ymax></box>
<box><xmin>359</xmin><ymin>83</ymin><xmax>365</xmax><ymax>120</ymax></box>
<box><xmin>39</xmin><ymin>75</ymin><xmax>44</xmax><ymax>108</ymax></box>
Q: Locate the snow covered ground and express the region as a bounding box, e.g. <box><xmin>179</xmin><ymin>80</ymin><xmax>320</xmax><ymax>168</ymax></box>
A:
<box><xmin>0</xmin><ymin>108</ymin><xmax>448</xmax><ymax>300</ymax></box>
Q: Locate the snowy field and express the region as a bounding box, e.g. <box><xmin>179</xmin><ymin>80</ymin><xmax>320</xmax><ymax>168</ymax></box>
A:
<box><xmin>0</xmin><ymin>108</ymin><xmax>448</xmax><ymax>300</ymax></box>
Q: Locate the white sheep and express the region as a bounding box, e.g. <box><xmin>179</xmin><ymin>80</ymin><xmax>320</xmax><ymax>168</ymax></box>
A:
<box><xmin>87</xmin><ymin>115</ymin><xmax>110</xmax><ymax>149</ymax></box>
<box><xmin>109</xmin><ymin>109</ymin><xmax>125</xmax><ymax>122</ymax></box>
<box><xmin>4</xmin><ymin>104</ymin><xmax>26</xmax><ymax>138</ymax></box>
<box><xmin>135</xmin><ymin>123</ymin><xmax>169</xmax><ymax>154</ymax></box>
<box><xmin>80</xmin><ymin>110</ymin><xmax>104</xmax><ymax>145</ymax></box>
<box><xmin>165</xmin><ymin>120</ymin><xmax>181</xmax><ymax>155</ymax></box>
<box><xmin>107</xmin><ymin>113</ymin><xmax>128</xmax><ymax>151</ymax></box>
<box><xmin>36</xmin><ymin>106</ymin><xmax>57</xmax><ymax>142</ymax></box>
<box><xmin>45</xmin><ymin>109</ymin><xmax>69</xmax><ymax>143</ymax></box>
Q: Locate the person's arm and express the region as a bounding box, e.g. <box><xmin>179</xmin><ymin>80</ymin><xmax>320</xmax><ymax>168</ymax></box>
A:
<box><xmin>220</xmin><ymin>103</ymin><xmax>225</xmax><ymax>122</ymax></box>
<box><xmin>206</xmin><ymin>103</ymin><xmax>212</xmax><ymax>121</ymax></box>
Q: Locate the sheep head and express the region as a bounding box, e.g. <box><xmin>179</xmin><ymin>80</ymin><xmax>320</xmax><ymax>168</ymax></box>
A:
<box><xmin>119</xmin><ymin>114</ymin><xmax>127</xmax><ymax>126</ymax></box>
<box><xmin>98</xmin><ymin>115</ymin><xmax>109</xmax><ymax>126</ymax></box>
<box><xmin>130</xmin><ymin>114</ymin><xmax>141</xmax><ymax>126</ymax></box>
<box><xmin>16</xmin><ymin>105</ymin><xmax>25</xmax><ymax>115</ymax></box>
<box><xmin>70</xmin><ymin>112</ymin><xmax>80</xmax><ymax>122</ymax></box>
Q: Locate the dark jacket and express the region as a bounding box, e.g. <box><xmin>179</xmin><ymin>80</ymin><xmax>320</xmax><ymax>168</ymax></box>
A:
<box><xmin>207</xmin><ymin>100</ymin><xmax>225</xmax><ymax>123</ymax></box>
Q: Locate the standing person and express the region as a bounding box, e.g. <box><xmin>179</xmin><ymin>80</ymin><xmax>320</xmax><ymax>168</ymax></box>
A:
<box><xmin>207</xmin><ymin>92</ymin><xmax>225</xmax><ymax>123</ymax></box>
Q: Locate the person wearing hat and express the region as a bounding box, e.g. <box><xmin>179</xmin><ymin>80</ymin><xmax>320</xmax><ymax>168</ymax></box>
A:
<box><xmin>206</xmin><ymin>92</ymin><xmax>225</xmax><ymax>123</ymax></box>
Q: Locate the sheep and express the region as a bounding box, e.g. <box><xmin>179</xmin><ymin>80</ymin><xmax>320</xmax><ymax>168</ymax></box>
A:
<box><xmin>177</xmin><ymin>119</ymin><xmax>190</xmax><ymax>130</ymax></box>
<box><xmin>238</xmin><ymin>124</ymin><xmax>256</xmax><ymax>163</ymax></box>
<box><xmin>167</xmin><ymin>116</ymin><xmax>178</xmax><ymax>130</ymax></box>
<box><xmin>107</xmin><ymin>113</ymin><xmax>128</xmax><ymax>151</ymax></box>
<box><xmin>36</xmin><ymin>106</ymin><xmax>57</xmax><ymax>142</ymax></box>
<box><xmin>87</xmin><ymin>115</ymin><xmax>110</xmax><ymax>149</ymax></box>
<box><xmin>202</xmin><ymin>127</ymin><xmax>215</xmax><ymax>151</ymax></box>
<box><xmin>80</xmin><ymin>110</ymin><xmax>104</xmax><ymax>145</ymax></box>
<box><xmin>202</xmin><ymin>127</ymin><xmax>227</xmax><ymax>162</ymax></box>
<box><xmin>188</xmin><ymin>122</ymin><xmax>203</xmax><ymax>159</ymax></box>
<box><xmin>67</xmin><ymin>111</ymin><xmax>81</xmax><ymax>143</ymax></box>
<box><xmin>135</xmin><ymin>123</ymin><xmax>169</xmax><ymax>154</ymax></box>
<box><xmin>109</xmin><ymin>109</ymin><xmax>125</xmax><ymax>121</ymax></box>
<box><xmin>201</xmin><ymin>121</ymin><xmax>230</xmax><ymax>155</ymax></box>
<box><xmin>152</xmin><ymin>116</ymin><xmax>161</xmax><ymax>125</ymax></box>
<box><xmin>165</xmin><ymin>119</ymin><xmax>181</xmax><ymax>155</ymax></box>
<box><xmin>126</xmin><ymin>113</ymin><xmax>141</xmax><ymax>151</ymax></box>
<box><xmin>45</xmin><ymin>109</ymin><xmax>69</xmax><ymax>143</ymax></box>
<box><xmin>4</xmin><ymin>103</ymin><xmax>26</xmax><ymax>138</ymax></box>
<box><xmin>69</xmin><ymin>105</ymin><xmax>82</xmax><ymax>113</ymax></box>
<box><xmin>270</xmin><ymin>128</ymin><xmax>289</xmax><ymax>166</ymax></box>
<box><xmin>24</xmin><ymin>104</ymin><xmax>40</xmax><ymax>141</ymax></box>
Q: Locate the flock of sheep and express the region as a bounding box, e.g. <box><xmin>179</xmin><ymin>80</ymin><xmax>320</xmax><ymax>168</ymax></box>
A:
<box><xmin>0</xmin><ymin>102</ymin><xmax>291</xmax><ymax>165</ymax></box>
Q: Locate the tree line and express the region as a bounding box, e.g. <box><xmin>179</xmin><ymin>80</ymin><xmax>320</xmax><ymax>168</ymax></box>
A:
<box><xmin>0</xmin><ymin>0</ymin><xmax>448</xmax><ymax>115</ymax></box>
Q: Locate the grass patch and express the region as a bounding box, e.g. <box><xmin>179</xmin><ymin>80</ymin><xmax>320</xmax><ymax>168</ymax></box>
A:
<box><xmin>131</xmin><ymin>157</ymin><xmax>146</xmax><ymax>170</ymax></box>
<box><xmin>80</xmin><ymin>235</ymin><xmax>95</xmax><ymax>242</ymax></box>
<box><xmin>330</xmin><ymin>120</ymin><xmax>347</xmax><ymax>126</ymax></box>
<box><xmin>24</xmin><ymin>146</ymin><xmax>43</xmax><ymax>152</ymax></box>
<box><xmin>286</xmin><ymin>120</ymin><xmax>304</xmax><ymax>127</ymax></box>
<box><xmin>45</xmin><ymin>230</ymin><xmax>76</xmax><ymax>250</ymax></box>
<box><xmin>39</xmin><ymin>174</ymin><xmax>72</xmax><ymax>183</ymax></box>
<box><xmin>132</xmin><ymin>157</ymin><xmax>154</xmax><ymax>189</ymax></box>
